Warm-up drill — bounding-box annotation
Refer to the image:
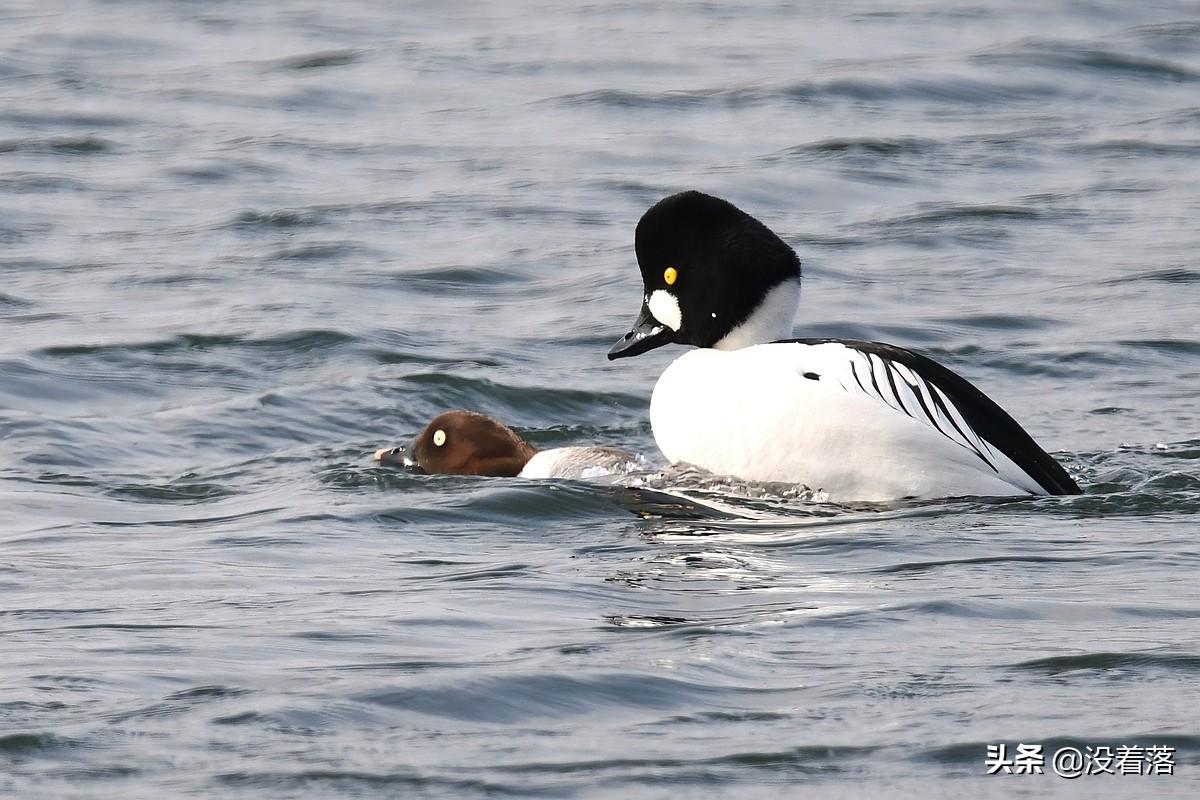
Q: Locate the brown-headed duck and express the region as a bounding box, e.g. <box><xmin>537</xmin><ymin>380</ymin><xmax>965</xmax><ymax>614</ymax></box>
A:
<box><xmin>375</xmin><ymin>410</ymin><xmax>639</xmax><ymax>479</ymax></box>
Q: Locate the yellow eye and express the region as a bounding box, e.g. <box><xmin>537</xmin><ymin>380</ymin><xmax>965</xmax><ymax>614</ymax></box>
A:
<box><xmin>663</xmin><ymin>266</ymin><xmax>678</xmax><ymax>286</ymax></box>
<box><xmin>433</xmin><ymin>429</ymin><xmax>447</xmax><ymax>447</ymax></box>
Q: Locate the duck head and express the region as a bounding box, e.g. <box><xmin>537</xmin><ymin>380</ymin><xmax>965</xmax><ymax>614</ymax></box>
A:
<box><xmin>375</xmin><ymin>411</ymin><xmax>536</xmax><ymax>477</ymax></box>
<box><xmin>608</xmin><ymin>190</ymin><xmax>802</xmax><ymax>359</ymax></box>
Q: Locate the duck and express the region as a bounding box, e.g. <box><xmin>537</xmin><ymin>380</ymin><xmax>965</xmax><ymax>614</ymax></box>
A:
<box><xmin>607</xmin><ymin>190</ymin><xmax>1081</xmax><ymax>502</ymax></box>
<box><xmin>375</xmin><ymin>410</ymin><xmax>639</xmax><ymax>479</ymax></box>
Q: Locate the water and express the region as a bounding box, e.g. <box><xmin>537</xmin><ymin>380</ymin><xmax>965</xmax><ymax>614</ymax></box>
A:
<box><xmin>2</xmin><ymin>0</ymin><xmax>1199</xmax><ymax>796</ymax></box>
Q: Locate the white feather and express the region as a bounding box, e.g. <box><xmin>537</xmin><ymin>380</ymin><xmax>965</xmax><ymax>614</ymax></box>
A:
<box><xmin>649</xmin><ymin>341</ymin><xmax>1045</xmax><ymax>501</ymax></box>
<box><xmin>712</xmin><ymin>278</ymin><xmax>800</xmax><ymax>350</ymax></box>
<box><xmin>647</xmin><ymin>290</ymin><xmax>682</xmax><ymax>332</ymax></box>
<box><xmin>520</xmin><ymin>447</ymin><xmax>640</xmax><ymax>479</ymax></box>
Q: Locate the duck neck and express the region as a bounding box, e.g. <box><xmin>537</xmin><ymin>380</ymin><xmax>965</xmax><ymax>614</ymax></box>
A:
<box><xmin>712</xmin><ymin>278</ymin><xmax>800</xmax><ymax>350</ymax></box>
<box><xmin>479</xmin><ymin>441</ymin><xmax>537</xmax><ymax>477</ymax></box>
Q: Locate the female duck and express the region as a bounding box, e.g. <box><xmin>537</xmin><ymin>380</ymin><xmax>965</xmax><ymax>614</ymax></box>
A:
<box><xmin>376</xmin><ymin>410</ymin><xmax>638</xmax><ymax>479</ymax></box>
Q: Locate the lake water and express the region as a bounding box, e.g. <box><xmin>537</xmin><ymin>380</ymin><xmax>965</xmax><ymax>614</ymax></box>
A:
<box><xmin>2</xmin><ymin>1</ymin><xmax>1199</xmax><ymax>797</ymax></box>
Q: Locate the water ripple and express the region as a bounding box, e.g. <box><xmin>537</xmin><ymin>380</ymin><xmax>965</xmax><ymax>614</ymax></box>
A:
<box><xmin>358</xmin><ymin>671</ymin><xmax>781</xmax><ymax>723</ymax></box>
<box><xmin>0</xmin><ymin>136</ymin><xmax>116</xmax><ymax>155</ymax></box>
<box><xmin>4</xmin><ymin>2</ymin><xmax>1199</xmax><ymax>797</ymax></box>
<box><xmin>975</xmin><ymin>39</ymin><xmax>1200</xmax><ymax>82</ymax></box>
<box><xmin>1008</xmin><ymin>651</ymin><xmax>1200</xmax><ymax>675</ymax></box>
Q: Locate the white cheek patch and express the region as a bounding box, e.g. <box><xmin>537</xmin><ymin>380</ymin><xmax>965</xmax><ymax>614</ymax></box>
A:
<box><xmin>647</xmin><ymin>289</ymin><xmax>682</xmax><ymax>332</ymax></box>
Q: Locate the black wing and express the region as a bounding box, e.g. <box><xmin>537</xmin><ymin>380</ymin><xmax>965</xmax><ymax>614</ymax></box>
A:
<box><xmin>782</xmin><ymin>338</ymin><xmax>1081</xmax><ymax>495</ymax></box>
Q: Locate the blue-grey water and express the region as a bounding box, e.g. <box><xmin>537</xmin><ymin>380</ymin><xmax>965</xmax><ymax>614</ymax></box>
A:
<box><xmin>3</xmin><ymin>1</ymin><xmax>1199</xmax><ymax>797</ymax></box>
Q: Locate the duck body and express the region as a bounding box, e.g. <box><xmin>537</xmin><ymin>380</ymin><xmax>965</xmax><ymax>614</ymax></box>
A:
<box><xmin>651</xmin><ymin>341</ymin><xmax>1062</xmax><ymax>501</ymax></box>
<box><xmin>520</xmin><ymin>446</ymin><xmax>641</xmax><ymax>480</ymax></box>
<box><xmin>376</xmin><ymin>410</ymin><xmax>639</xmax><ymax>480</ymax></box>
<box><xmin>610</xmin><ymin>190</ymin><xmax>1080</xmax><ymax>502</ymax></box>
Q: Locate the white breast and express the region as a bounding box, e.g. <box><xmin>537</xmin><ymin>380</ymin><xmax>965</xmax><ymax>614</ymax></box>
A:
<box><xmin>519</xmin><ymin>446</ymin><xmax>640</xmax><ymax>480</ymax></box>
<box><xmin>649</xmin><ymin>343</ymin><xmax>1044</xmax><ymax>502</ymax></box>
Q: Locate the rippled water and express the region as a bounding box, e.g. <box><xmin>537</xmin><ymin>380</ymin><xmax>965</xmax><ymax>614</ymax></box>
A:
<box><xmin>3</xmin><ymin>1</ymin><xmax>1199</xmax><ymax>797</ymax></box>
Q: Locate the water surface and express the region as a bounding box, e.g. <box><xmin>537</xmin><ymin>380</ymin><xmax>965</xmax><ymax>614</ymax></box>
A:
<box><xmin>2</xmin><ymin>1</ymin><xmax>1199</xmax><ymax>797</ymax></box>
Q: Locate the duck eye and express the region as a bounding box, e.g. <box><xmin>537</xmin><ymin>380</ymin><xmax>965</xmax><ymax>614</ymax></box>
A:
<box><xmin>663</xmin><ymin>266</ymin><xmax>678</xmax><ymax>286</ymax></box>
<box><xmin>433</xmin><ymin>429</ymin><xmax>447</xmax><ymax>447</ymax></box>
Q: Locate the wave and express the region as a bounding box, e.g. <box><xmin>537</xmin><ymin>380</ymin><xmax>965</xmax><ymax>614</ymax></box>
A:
<box><xmin>0</xmin><ymin>172</ymin><xmax>90</xmax><ymax>193</ymax></box>
<box><xmin>271</xmin><ymin>49</ymin><xmax>362</xmax><ymax>71</ymax></box>
<box><xmin>0</xmin><ymin>292</ymin><xmax>33</xmax><ymax>308</ymax></box>
<box><xmin>1008</xmin><ymin>651</ymin><xmax>1200</xmax><ymax>674</ymax></box>
<box><xmin>36</xmin><ymin>329</ymin><xmax>359</xmax><ymax>359</ymax></box>
<box><xmin>780</xmin><ymin>136</ymin><xmax>943</xmax><ymax>158</ymax></box>
<box><xmin>974</xmin><ymin>39</ymin><xmax>1200</xmax><ymax>82</ymax></box>
<box><xmin>0</xmin><ymin>135</ymin><xmax>115</xmax><ymax>155</ymax></box>
<box><xmin>1129</xmin><ymin>21</ymin><xmax>1200</xmax><ymax>53</ymax></box>
<box><xmin>555</xmin><ymin>74</ymin><xmax>1062</xmax><ymax>111</ymax></box>
<box><xmin>356</xmin><ymin>670</ymin><xmax>782</xmax><ymax>723</ymax></box>
<box><xmin>1069</xmin><ymin>139</ymin><xmax>1200</xmax><ymax>157</ymax></box>
<box><xmin>1100</xmin><ymin>267</ymin><xmax>1200</xmax><ymax>286</ymax></box>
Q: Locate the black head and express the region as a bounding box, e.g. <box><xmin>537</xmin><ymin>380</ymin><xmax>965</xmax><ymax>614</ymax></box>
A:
<box><xmin>608</xmin><ymin>191</ymin><xmax>801</xmax><ymax>359</ymax></box>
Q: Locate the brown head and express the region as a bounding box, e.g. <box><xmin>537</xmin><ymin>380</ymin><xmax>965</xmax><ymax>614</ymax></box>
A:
<box><xmin>403</xmin><ymin>411</ymin><xmax>537</xmax><ymax>477</ymax></box>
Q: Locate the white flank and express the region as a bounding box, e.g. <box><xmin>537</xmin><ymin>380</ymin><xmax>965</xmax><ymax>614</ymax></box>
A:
<box><xmin>649</xmin><ymin>341</ymin><xmax>1045</xmax><ymax>501</ymax></box>
<box><xmin>520</xmin><ymin>446</ymin><xmax>641</xmax><ymax>479</ymax></box>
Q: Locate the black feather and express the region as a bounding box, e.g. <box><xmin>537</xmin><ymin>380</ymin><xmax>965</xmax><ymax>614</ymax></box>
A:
<box><xmin>781</xmin><ymin>338</ymin><xmax>1081</xmax><ymax>495</ymax></box>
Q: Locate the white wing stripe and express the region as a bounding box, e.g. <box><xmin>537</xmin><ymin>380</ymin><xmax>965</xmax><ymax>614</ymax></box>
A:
<box><xmin>868</xmin><ymin>354</ymin><xmax>903</xmax><ymax>415</ymax></box>
<box><xmin>884</xmin><ymin>360</ymin><xmax>924</xmax><ymax>421</ymax></box>
<box><xmin>800</xmin><ymin>343</ymin><xmax>1002</xmax><ymax>473</ymax></box>
<box><xmin>830</xmin><ymin>348</ymin><xmax>999</xmax><ymax>473</ymax></box>
<box><xmin>928</xmin><ymin>381</ymin><xmax>998</xmax><ymax>471</ymax></box>
<box><xmin>847</xmin><ymin>354</ymin><xmax>872</xmax><ymax>396</ymax></box>
<box><xmin>897</xmin><ymin>363</ymin><xmax>957</xmax><ymax>442</ymax></box>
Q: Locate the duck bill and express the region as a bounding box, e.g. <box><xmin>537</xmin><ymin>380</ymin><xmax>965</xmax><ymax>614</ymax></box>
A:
<box><xmin>374</xmin><ymin>445</ymin><xmax>424</xmax><ymax>473</ymax></box>
<box><xmin>608</xmin><ymin>301</ymin><xmax>673</xmax><ymax>360</ymax></box>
